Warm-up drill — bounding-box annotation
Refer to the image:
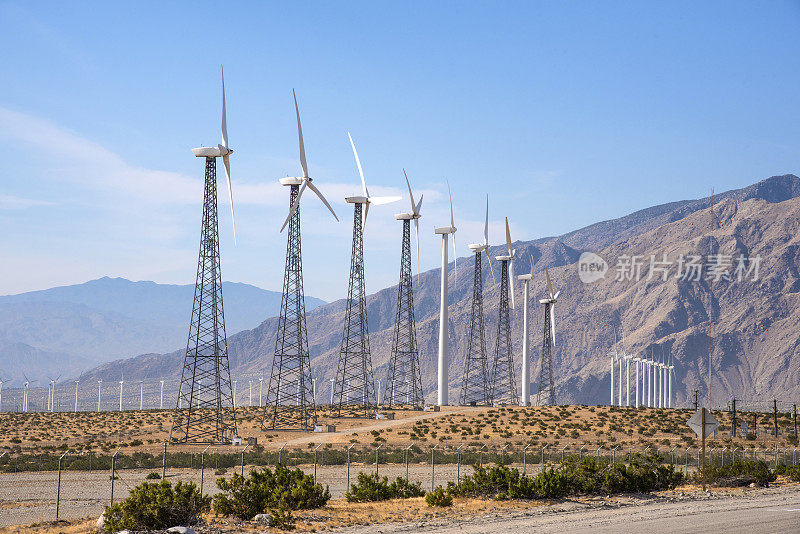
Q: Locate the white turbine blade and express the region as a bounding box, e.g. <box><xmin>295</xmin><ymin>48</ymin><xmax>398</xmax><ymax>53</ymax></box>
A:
<box><xmin>223</xmin><ymin>154</ymin><xmax>236</xmax><ymax>244</ymax></box>
<box><xmin>280</xmin><ymin>180</ymin><xmax>308</xmax><ymax>232</ymax></box>
<box><xmin>403</xmin><ymin>169</ymin><xmax>416</xmax><ymax>214</ymax></box>
<box><xmin>348</xmin><ymin>132</ymin><xmax>368</xmax><ymax>197</ymax></box>
<box><xmin>369</xmin><ymin>195</ymin><xmax>402</xmax><ymax>205</ymax></box>
<box><xmin>447</xmin><ymin>179</ymin><xmax>454</xmax><ymax>228</ymax></box>
<box><xmin>306</xmin><ymin>180</ymin><xmax>339</xmax><ymax>221</ymax></box>
<box><xmin>220</xmin><ymin>65</ymin><xmax>228</xmax><ymax>148</ymax></box>
<box><xmin>484</xmin><ymin>195</ymin><xmax>489</xmax><ymax>245</ymax></box>
<box><xmin>550</xmin><ymin>305</ymin><xmax>556</xmax><ymax>346</ymax></box>
<box><xmin>362</xmin><ymin>201</ymin><xmax>370</xmax><ymax>232</ymax></box>
<box><xmin>485</xmin><ymin>249</ymin><xmax>496</xmax><ymax>285</ymax></box>
<box><xmin>509</xmin><ymin>260</ymin><xmax>516</xmax><ymax>309</ymax></box>
<box><xmin>414</xmin><ymin>218</ymin><xmax>421</xmax><ymax>277</ymax></box>
<box><xmin>529</xmin><ymin>256</ymin><xmax>534</xmax><ymax>276</ymax></box>
<box><xmin>553</xmin><ymin>290</ymin><xmax>561</xmax><ymax>300</ymax></box>
<box><xmin>292</xmin><ymin>89</ymin><xmax>308</xmax><ymax>178</ymax></box>
<box><xmin>415</xmin><ymin>194</ymin><xmax>423</xmax><ymax>215</ymax></box>
<box><xmin>505</xmin><ymin>217</ymin><xmax>512</xmax><ymax>255</ymax></box>
<box><xmin>545</xmin><ymin>268</ymin><xmax>554</xmax><ymax>298</ymax></box>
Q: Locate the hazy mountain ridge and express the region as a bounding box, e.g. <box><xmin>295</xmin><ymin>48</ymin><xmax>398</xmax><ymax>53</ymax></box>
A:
<box><xmin>0</xmin><ymin>278</ymin><xmax>325</xmax><ymax>383</ymax></box>
<box><xmin>76</xmin><ymin>174</ymin><xmax>800</xmax><ymax>408</ymax></box>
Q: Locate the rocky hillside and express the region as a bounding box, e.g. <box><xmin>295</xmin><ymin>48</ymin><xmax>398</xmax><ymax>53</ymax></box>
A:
<box><xmin>78</xmin><ymin>174</ymin><xmax>800</xmax><ymax>409</ymax></box>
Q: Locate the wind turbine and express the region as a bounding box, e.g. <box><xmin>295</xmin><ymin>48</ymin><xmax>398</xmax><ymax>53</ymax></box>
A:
<box><xmin>265</xmin><ymin>89</ymin><xmax>337</xmax><ymax>432</ymax></box>
<box><xmin>119</xmin><ymin>375</ymin><xmax>124</xmax><ymax>412</ymax></box>
<box><xmin>22</xmin><ymin>373</ymin><xmax>34</xmax><ymax>413</ymax></box>
<box><xmin>434</xmin><ymin>181</ymin><xmax>457</xmax><ymax>406</ymax></box>
<box><xmin>0</xmin><ymin>375</ymin><xmax>4</xmax><ymax>412</ymax></box>
<box><xmin>461</xmin><ymin>196</ymin><xmax>494</xmax><ymax>406</ymax></box>
<box><xmin>491</xmin><ymin>218</ymin><xmax>517</xmax><ymax>404</ymax></box>
<box><xmin>47</xmin><ymin>374</ymin><xmax>61</xmax><ymax>412</ymax></box>
<box><xmin>517</xmin><ymin>258</ymin><xmax>535</xmax><ymax>406</ymax></box>
<box><xmin>172</xmin><ymin>66</ymin><xmax>238</xmax><ymax>444</ymax></box>
<box><xmin>536</xmin><ymin>268</ymin><xmax>560</xmax><ymax>406</ymax></box>
<box><xmin>333</xmin><ymin>133</ymin><xmax>399</xmax><ymax>417</ymax></box>
<box><xmin>385</xmin><ymin>170</ymin><xmax>424</xmax><ymax>408</ymax></box>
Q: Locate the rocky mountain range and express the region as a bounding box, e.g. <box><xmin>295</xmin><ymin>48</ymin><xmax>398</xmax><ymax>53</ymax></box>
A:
<box><xmin>73</xmin><ymin>174</ymin><xmax>800</xmax><ymax>409</ymax></box>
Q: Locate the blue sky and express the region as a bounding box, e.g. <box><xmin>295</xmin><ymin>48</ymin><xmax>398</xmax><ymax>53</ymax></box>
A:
<box><xmin>1</xmin><ymin>0</ymin><xmax>798</xmax><ymax>302</ymax></box>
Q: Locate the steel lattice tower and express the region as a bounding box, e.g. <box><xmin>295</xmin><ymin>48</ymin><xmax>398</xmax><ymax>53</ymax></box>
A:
<box><xmin>461</xmin><ymin>251</ymin><xmax>491</xmax><ymax>405</ymax></box>
<box><xmin>537</xmin><ymin>301</ymin><xmax>556</xmax><ymax>406</ymax></box>
<box><xmin>263</xmin><ymin>183</ymin><xmax>316</xmax><ymax>431</ymax></box>
<box><xmin>385</xmin><ymin>218</ymin><xmax>424</xmax><ymax>407</ymax></box>
<box><xmin>171</xmin><ymin>157</ymin><xmax>237</xmax><ymax>444</ymax></box>
<box><xmin>491</xmin><ymin>259</ymin><xmax>516</xmax><ymax>404</ymax></box>
<box><xmin>334</xmin><ymin>202</ymin><xmax>376</xmax><ymax>417</ymax></box>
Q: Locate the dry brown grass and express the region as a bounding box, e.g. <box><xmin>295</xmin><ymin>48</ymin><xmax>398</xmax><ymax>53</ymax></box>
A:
<box><xmin>0</xmin><ymin>404</ymin><xmax>793</xmax><ymax>457</ymax></box>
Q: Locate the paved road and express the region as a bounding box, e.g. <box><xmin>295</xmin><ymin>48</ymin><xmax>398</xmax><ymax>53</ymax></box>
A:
<box><xmin>326</xmin><ymin>486</ymin><xmax>800</xmax><ymax>534</ymax></box>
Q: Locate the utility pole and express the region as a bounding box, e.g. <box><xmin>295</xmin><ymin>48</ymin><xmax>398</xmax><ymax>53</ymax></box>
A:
<box><xmin>773</xmin><ymin>399</ymin><xmax>778</xmax><ymax>438</ymax></box>
<box><xmin>731</xmin><ymin>398</ymin><xmax>737</xmax><ymax>437</ymax></box>
<box><xmin>701</xmin><ymin>406</ymin><xmax>707</xmax><ymax>492</ymax></box>
<box><xmin>693</xmin><ymin>390</ymin><xmax>698</xmax><ymax>411</ymax></box>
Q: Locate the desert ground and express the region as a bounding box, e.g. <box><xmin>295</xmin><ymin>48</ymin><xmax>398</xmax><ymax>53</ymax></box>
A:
<box><xmin>1</xmin><ymin>404</ymin><xmax>798</xmax><ymax>532</ymax></box>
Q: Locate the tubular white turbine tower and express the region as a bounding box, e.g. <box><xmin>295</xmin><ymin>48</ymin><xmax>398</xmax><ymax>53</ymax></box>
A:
<box><xmin>667</xmin><ymin>354</ymin><xmax>675</xmax><ymax>408</ymax></box>
<box><xmin>518</xmin><ymin>258</ymin><xmax>535</xmax><ymax>406</ymax></box>
<box><xmin>434</xmin><ymin>182</ymin><xmax>457</xmax><ymax>406</ymax></box>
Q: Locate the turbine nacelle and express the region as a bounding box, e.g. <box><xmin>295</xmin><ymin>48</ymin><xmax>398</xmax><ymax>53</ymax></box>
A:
<box><xmin>435</xmin><ymin>226</ymin><xmax>457</xmax><ymax>234</ymax></box>
<box><xmin>468</xmin><ymin>243</ymin><xmax>489</xmax><ymax>252</ymax></box>
<box><xmin>192</xmin><ymin>146</ymin><xmax>233</xmax><ymax>158</ymax></box>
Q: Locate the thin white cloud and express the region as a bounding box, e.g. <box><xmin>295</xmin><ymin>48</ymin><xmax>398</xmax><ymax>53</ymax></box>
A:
<box><xmin>0</xmin><ymin>194</ymin><xmax>53</xmax><ymax>210</ymax></box>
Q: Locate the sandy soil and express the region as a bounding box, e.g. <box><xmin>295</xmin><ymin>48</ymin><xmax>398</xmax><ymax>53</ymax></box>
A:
<box><xmin>0</xmin><ymin>462</ymin><xmax>509</xmax><ymax>527</ymax></box>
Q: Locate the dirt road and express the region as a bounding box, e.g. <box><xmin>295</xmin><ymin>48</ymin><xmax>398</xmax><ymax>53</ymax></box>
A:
<box><xmin>325</xmin><ymin>485</ymin><xmax>800</xmax><ymax>534</ymax></box>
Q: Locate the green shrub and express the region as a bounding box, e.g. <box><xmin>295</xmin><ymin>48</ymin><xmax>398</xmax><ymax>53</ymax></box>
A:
<box><xmin>215</xmin><ymin>467</ymin><xmax>227</xmax><ymax>475</ymax></box>
<box><xmin>145</xmin><ymin>472</ymin><xmax>161</xmax><ymax>480</ymax></box>
<box><xmin>269</xmin><ymin>507</ymin><xmax>295</xmax><ymax>530</ymax></box>
<box><xmin>213</xmin><ymin>465</ymin><xmax>330</xmax><ymax>520</ymax></box>
<box><xmin>447</xmin><ymin>456</ymin><xmax>682</xmax><ymax>501</ymax></box>
<box><xmin>702</xmin><ymin>460</ymin><xmax>775</xmax><ymax>487</ymax></box>
<box><xmin>425</xmin><ymin>486</ymin><xmax>453</xmax><ymax>507</ymax></box>
<box><xmin>102</xmin><ymin>480</ymin><xmax>210</xmax><ymax>532</ymax></box>
<box><xmin>346</xmin><ymin>472</ymin><xmax>425</xmax><ymax>502</ymax></box>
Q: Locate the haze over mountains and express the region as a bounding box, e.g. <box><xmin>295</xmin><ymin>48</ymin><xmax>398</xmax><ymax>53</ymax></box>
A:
<box><xmin>69</xmin><ymin>174</ymin><xmax>800</xmax><ymax>409</ymax></box>
<box><xmin>0</xmin><ymin>278</ymin><xmax>325</xmax><ymax>384</ymax></box>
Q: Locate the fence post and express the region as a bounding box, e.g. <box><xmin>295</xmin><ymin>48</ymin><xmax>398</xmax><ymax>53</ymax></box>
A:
<box><xmin>479</xmin><ymin>444</ymin><xmax>487</xmax><ymax>468</ymax></box>
<box><xmin>200</xmin><ymin>445</ymin><xmax>211</xmax><ymax>494</ymax></box>
<box><xmin>523</xmin><ymin>444</ymin><xmax>530</xmax><ymax>475</ymax></box>
<box><xmin>375</xmin><ymin>443</ymin><xmax>383</xmax><ymax>475</ymax></box>
<box><xmin>346</xmin><ymin>444</ymin><xmax>356</xmax><ymax>494</ymax></box>
<box><xmin>56</xmin><ymin>449</ymin><xmax>71</xmax><ymax>521</ymax></box>
<box><xmin>314</xmin><ymin>443</ymin><xmax>323</xmax><ymax>484</ymax></box>
<box><xmin>241</xmin><ymin>443</ymin><xmax>250</xmax><ymax>476</ymax></box>
<box><xmin>279</xmin><ymin>442</ymin><xmax>287</xmax><ymax>465</ymax></box>
<box><xmin>405</xmin><ymin>444</ymin><xmax>413</xmax><ymax>481</ymax></box>
<box><xmin>162</xmin><ymin>441</ymin><xmax>167</xmax><ymax>480</ymax></box>
<box><xmin>579</xmin><ymin>445</ymin><xmax>586</xmax><ymax>460</ymax></box>
<box><xmin>431</xmin><ymin>445</ymin><xmax>438</xmax><ymax>491</ymax></box>
<box><xmin>501</xmin><ymin>444</ymin><xmax>508</xmax><ymax>466</ymax></box>
<box><xmin>457</xmin><ymin>444</ymin><xmax>464</xmax><ymax>482</ymax></box>
<box><xmin>110</xmin><ymin>447</ymin><xmax>121</xmax><ymax>506</ymax></box>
